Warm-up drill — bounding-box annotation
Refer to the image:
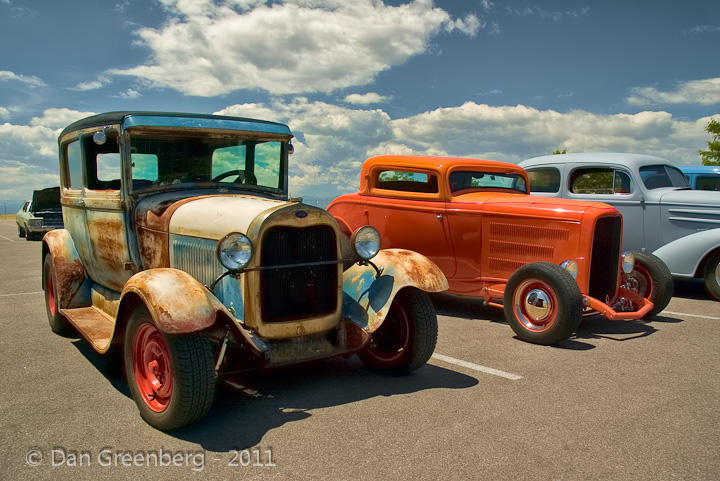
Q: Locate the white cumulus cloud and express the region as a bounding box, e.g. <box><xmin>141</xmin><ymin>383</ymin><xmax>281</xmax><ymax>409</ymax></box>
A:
<box><xmin>627</xmin><ymin>77</ymin><xmax>720</xmax><ymax>106</ymax></box>
<box><xmin>111</xmin><ymin>0</ymin><xmax>478</xmax><ymax>96</ymax></box>
<box><xmin>343</xmin><ymin>92</ymin><xmax>390</xmax><ymax>105</ymax></box>
<box><xmin>71</xmin><ymin>76</ymin><xmax>111</xmax><ymax>91</ymax></box>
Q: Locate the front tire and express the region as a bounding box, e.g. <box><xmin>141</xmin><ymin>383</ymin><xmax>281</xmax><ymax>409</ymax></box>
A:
<box><xmin>702</xmin><ymin>251</ymin><xmax>720</xmax><ymax>302</ymax></box>
<box><xmin>504</xmin><ymin>262</ymin><xmax>582</xmax><ymax>345</ymax></box>
<box><xmin>43</xmin><ymin>255</ymin><xmax>71</xmax><ymax>335</ymax></box>
<box><xmin>627</xmin><ymin>252</ymin><xmax>673</xmax><ymax>317</ymax></box>
<box><xmin>124</xmin><ymin>306</ymin><xmax>216</xmax><ymax>431</ymax></box>
<box><xmin>18</xmin><ymin>225</ymin><xmax>25</xmax><ymax>238</ymax></box>
<box><xmin>359</xmin><ymin>287</ymin><xmax>438</xmax><ymax>374</ymax></box>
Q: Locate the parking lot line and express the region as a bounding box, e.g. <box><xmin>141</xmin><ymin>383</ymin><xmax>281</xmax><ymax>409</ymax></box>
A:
<box><xmin>0</xmin><ymin>291</ymin><xmax>43</xmax><ymax>297</ymax></box>
<box><xmin>432</xmin><ymin>353</ymin><xmax>523</xmax><ymax>380</ymax></box>
<box><xmin>0</xmin><ymin>234</ymin><xmax>14</xmax><ymax>242</ymax></box>
<box><xmin>662</xmin><ymin>310</ymin><xmax>720</xmax><ymax>321</ymax></box>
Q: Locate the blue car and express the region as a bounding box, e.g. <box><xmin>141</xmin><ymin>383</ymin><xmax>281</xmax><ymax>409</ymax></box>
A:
<box><xmin>680</xmin><ymin>165</ymin><xmax>720</xmax><ymax>191</ymax></box>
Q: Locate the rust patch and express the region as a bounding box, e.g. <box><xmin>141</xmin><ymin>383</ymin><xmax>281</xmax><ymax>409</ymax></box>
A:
<box><xmin>53</xmin><ymin>256</ymin><xmax>86</xmax><ymax>309</ymax></box>
<box><xmin>87</xmin><ymin>218</ymin><xmax>126</xmax><ymax>271</ymax></box>
<box><xmin>137</xmin><ymin>227</ymin><xmax>169</xmax><ymax>269</ymax></box>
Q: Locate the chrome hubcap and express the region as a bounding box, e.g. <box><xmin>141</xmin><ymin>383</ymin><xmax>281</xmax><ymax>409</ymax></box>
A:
<box><xmin>715</xmin><ymin>262</ymin><xmax>720</xmax><ymax>285</ymax></box>
<box><xmin>524</xmin><ymin>289</ymin><xmax>552</xmax><ymax>321</ymax></box>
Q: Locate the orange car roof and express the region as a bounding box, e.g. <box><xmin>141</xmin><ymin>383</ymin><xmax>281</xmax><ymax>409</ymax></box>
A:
<box><xmin>359</xmin><ymin>155</ymin><xmax>527</xmax><ymax>192</ymax></box>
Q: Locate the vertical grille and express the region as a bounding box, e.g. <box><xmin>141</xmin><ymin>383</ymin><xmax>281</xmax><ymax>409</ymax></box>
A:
<box><xmin>589</xmin><ymin>216</ymin><xmax>622</xmax><ymax>301</ymax></box>
<box><xmin>171</xmin><ymin>235</ymin><xmax>225</xmax><ymax>287</ymax></box>
<box><xmin>260</xmin><ymin>225</ymin><xmax>338</xmax><ymax>322</ymax></box>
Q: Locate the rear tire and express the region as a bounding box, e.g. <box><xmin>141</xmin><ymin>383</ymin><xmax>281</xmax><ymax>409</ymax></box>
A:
<box><xmin>359</xmin><ymin>287</ymin><xmax>438</xmax><ymax>374</ymax></box>
<box><xmin>628</xmin><ymin>252</ymin><xmax>673</xmax><ymax>317</ymax></box>
<box><xmin>504</xmin><ymin>262</ymin><xmax>582</xmax><ymax>345</ymax></box>
<box><xmin>43</xmin><ymin>255</ymin><xmax>71</xmax><ymax>335</ymax></box>
<box><xmin>124</xmin><ymin>306</ymin><xmax>216</xmax><ymax>431</ymax></box>
<box><xmin>702</xmin><ymin>251</ymin><xmax>720</xmax><ymax>302</ymax></box>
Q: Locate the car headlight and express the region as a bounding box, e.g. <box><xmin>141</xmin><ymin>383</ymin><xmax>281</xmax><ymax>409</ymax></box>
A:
<box><xmin>622</xmin><ymin>252</ymin><xmax>635</xmax><ymax>274</ymax></box>
<box><xmin>560</xmin><ymin>259</ymin><xmax>579</xmax><ymax>279</ymax></box>
<box><xmin>351</xmin><ymin>226</ymin><xmax>380</xmax><ymax>260</ymax></box>
<box><xmin>217</xmin><ymin>232</ymin><xmax>253</xmax><ymax>271</ymax></box>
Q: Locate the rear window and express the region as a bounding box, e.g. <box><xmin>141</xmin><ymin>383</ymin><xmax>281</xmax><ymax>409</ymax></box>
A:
<box><xmin>639</xmin><ymin>165</ymin><xmax>689</xmax><ymax>189</ymax></box>
<box><xmin>375</xmin><ymin>170</ymin><xmax>439</xmax><ymax>193</ymax></box>
<box><xmin>527</xmin><ymin>167</ymin><xmax>560</xmax><ymax>193</ymax></box>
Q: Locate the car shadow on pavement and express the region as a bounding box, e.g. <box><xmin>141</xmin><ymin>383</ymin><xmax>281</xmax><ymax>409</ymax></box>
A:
<box><xmin>430</xmin><ymin>293</ymin><xmax>506</xmax><ymax>324</ymax></box>
<box><xmin>572</xmin><ymin>314</ymin><xmax>679</xmax><ymax>342</ymax></box>
<box><xmin>672</xmin><ymin>278</ymin><xmax>710</xmax><ymax>301</ymax></box>
<box><xmin>71</xmin><ymin>340</ymin><xmax>478</xmax><ymax>450</ymax></box>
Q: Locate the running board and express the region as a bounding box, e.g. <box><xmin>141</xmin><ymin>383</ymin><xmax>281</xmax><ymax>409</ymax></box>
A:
<box><xmin>60</xmin><ymin>306</ymin><xmax>115</xmax><ymax>354</ymax></box>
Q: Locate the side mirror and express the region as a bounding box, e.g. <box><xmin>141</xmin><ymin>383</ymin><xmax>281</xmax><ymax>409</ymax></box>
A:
<box><xmin>93</xmin><ymin>128</ymin><xmax>107</xmax><ymax>145</ymax></box>
<box><xmin>287</xmin><ymin>142</ymin><xmax>294</xmax><ymax>155</ymax></box>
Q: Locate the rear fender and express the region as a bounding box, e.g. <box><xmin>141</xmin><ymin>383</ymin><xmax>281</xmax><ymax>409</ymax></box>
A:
<box><xmin>42</xmin><ymin>229</ymin><xmax>91</xmax><ymax>309</ymax></box>
<box><xmin>342</xmin><ymin>249</ymin><xmax>448</xmax><ymax>332</ymax></box>
<box><xmin>652</xmin><ymin>228</ymin><xmax>720</xmax><ymax>277</ymax></box>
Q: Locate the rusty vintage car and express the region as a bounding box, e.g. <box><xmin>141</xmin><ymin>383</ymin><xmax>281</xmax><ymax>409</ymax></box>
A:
<box><xmin>328</xmin><ymin>155</ymin><xmax>673</xmax><ymax>346</ymax></box>
<box><xmin>43</xmin><ymin>112</ymin><xmax>447</xmax><ymax>430</ymax></box>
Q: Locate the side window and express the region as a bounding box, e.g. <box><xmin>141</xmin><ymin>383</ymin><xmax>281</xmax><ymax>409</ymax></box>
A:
<box><xmin>254</xmin><ymin>141</ymin><xmax>282</xmax><ymax>188</ymax></box>
<box><xmin>375</xmin><ymin>170</ymin><xmax>438</xmax><ymax>193</ymax></box>
<box><xmin>527</xmin><ymin>167</ymin><xmax>561</xmax><ymax>193</ymax></box>
<box><xmin>85</xmin><ymin>131</ymin><xmax>121</xmax><ymax>191</ymax></box>
<box><xmin>66</xmin><ymin>140</ymin><xmax>83</xmax><ymax>189</ymax></box>
<box><xmin>696</xmin><ymin>176</ymin><xmax>720</xmax><ymax>191</ymax></box>
<box><xmin>570</xmin><ymin>168</ymin><xmax>632</xmax><ymax>195</ymax></box>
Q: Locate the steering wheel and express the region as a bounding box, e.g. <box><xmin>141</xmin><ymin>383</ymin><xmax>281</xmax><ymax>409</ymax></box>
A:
<box><xmin>211</xmin><ymin>170</ymin><xmax>242</xmax><ymax>182</ymax></box>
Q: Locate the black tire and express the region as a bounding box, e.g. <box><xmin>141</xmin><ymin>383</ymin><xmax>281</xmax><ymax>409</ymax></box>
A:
<box><xmin>124</xmin><ymin>306</ymin><xmax>216</xmax><ymax>431</ymax></box>
<box><xmin>628</xmin><ymin>251</ymin><xmax>673</xmax><ymax>318</ymax></box>
<box><xmin>26</xmin><ymin>231</ymin><xmax>34</xmax><ymax>241</ymax></box>
<box><xmin>359</xmin><ymin>287</ymin><xmax>438</xmax><ymax>374</ymax></box>
<box><xmin>43</xmin><ymin>255</ymin><xmax>72</xmax><ymax>335</ymax></box>
<box><xmin>504</xmin><ymin>262</ymin><xmax>582</xmax><ymax>345</ymax></box>
<box><xmin>702</xmin><ymin>251</ymin><xmax>720</xmax><ymax>302</ymax></box>
<box><xmin>18</xmin><ymin>225</ymin><xmax>25</xmax><ymax>238</ymax></box>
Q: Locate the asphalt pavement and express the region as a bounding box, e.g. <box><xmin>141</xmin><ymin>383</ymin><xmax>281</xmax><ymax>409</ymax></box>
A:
<box><xmin>0</xmin><ymin>218</ymin><xmax>718</xmax><ymax>480</ymax></box>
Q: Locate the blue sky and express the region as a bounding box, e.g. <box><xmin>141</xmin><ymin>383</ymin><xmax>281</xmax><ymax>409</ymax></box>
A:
<box><xmin>1</xmin><ymin>0</ymin><xmax>718</xmax><ymax>201</ymax></box>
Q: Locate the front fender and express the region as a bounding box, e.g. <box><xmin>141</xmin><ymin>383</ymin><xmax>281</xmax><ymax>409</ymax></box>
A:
<box><xmin>652</xmin><ymin>227</ymin><xmax>720</xmax><ymax>277</ymax></box>
<box><xmin>42</xmin><ymin>229</ymin><xmax>91</xmax><ymax>309</ymax></box>
<box><xmin>121</xmin><ymin>268</ymin><xmax>221</xmax><ymax>334</ymax></box>
<box><xmin>342</xmin><ymin>249</ymin><xmax>448</xmax><ymax>332</ymax></box>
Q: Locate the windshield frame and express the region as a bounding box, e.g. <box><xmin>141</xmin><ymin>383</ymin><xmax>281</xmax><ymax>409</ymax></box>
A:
<box><xmin>121</xmin><ymin>126</ymin><xmax>292</xmax><ymax>200</ymax></box>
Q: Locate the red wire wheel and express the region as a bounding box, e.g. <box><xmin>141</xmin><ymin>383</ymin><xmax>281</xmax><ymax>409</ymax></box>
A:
<box><xmin>132</xmin><ymin>322</ymin><xmax>173</xmax><ymax>413</ymax></box>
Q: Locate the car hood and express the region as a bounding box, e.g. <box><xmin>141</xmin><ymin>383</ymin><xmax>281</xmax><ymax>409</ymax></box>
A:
<box><xmin>30</xmin><ymin>186</ymin><xmax>61</xmax><ymax>212</ymax></box>
<box><xmin>169</xmin><ymin>195</ymin><xmax>295</xmax><ymax>240</ymax></box>
<box><xmin>658</xmin><ymin>188</ymin><xmax>720</xmax><ymax>207</ymax></box>
<box><xmin>451</xmin><ymin>192</ymin><xmax>618</xmax><ymax>222</ymax></box>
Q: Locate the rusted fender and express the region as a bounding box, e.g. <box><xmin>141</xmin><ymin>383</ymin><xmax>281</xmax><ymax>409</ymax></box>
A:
<box><xmin>42</xmin><ymin>229</ymin><xmax>91</xmax><ymax>309</ymax></box>
<box><xmin>342</xmin><ymin>249</ymin><xmax>448</xmax><ymax>332</ymax></box>
<box><xmin>121</xmin><ymin>268</ymin><xmax>222</xmax><ymax>334</ymax></box>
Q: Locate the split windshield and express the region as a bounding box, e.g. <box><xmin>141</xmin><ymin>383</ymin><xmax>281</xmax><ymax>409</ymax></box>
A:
<box><xmin>128</xmin><ymin>130</ymin><xmax>285</xmax><ymax>193</ymax></box>
<box><xmin>449</xmin><ymin>170</ymin><xmax>527</xmax><ymax>194</ymax></box>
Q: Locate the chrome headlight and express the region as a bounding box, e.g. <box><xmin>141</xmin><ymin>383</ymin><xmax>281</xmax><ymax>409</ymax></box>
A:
<box><xmin>217</xmin><ymin>232</ymin><xmax>253</xmax><ymax>271</ymax></box>
<box><xmin>622</xmin><ymin>252</ymin><xmax>635</xmax><ymax>274</ymax></box>
<box><xmin>351</xmin><ymin>225</ymin><xmax>380</xmax><ymax>260</ymax></box>
<box><xmin>560</xmin><ymin>259</ymin><xmax>579</xmax><ymax>279</ymax></box>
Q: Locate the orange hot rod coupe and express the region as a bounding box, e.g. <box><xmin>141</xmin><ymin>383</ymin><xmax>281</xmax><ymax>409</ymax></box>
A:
<box><xmin>328</xmin><ymin>155</ymin><xmax>673</xmax><ymax>345</ymax></box>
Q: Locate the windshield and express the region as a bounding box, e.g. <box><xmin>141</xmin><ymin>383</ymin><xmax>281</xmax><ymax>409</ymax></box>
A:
<box><xmin>639</xmin><ymin>164</ymin><xmax>690</xmax><ymax>189</ymax></box>
<box><xmin>128</xmin><ymin>131</ymin><xmax>285</xmax><ymax>194</ymax></box>
<box><xmin>449</xmin><ymin>170</ymin><xmax>527</xmax><ymax>194</ymax></box>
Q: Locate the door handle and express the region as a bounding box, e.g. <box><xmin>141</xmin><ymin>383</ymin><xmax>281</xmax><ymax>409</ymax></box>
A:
<box><xmin>436</xmin><ymin>213</ymin><xmax>443</xmax><ymax>220</ymax></box>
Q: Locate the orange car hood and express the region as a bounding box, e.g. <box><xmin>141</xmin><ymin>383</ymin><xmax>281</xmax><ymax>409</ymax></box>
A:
<box><xmin>449</xmin><ymin>192</ymin><xmax>619</xmax><ymax>222</ymax></box>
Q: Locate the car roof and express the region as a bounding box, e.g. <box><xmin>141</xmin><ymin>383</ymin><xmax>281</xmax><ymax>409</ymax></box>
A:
<box><xmin>520</xmin><ymin>152</ymin><xmax>677</xmax><ymax>169</ymax></box>
<box><xmin>363</xmin><ymin>155</ymin><xmax>525</xmax><ymax>173</ymax></box>
<box><xmin>679</xmin><ymin>165</ymin><xmax>720</xmax><ymax>174</ymax></box>
<box><xmin>59</xmin><ymin>111</ymin><xmax>291</xmax><ymax>140</ymax></box>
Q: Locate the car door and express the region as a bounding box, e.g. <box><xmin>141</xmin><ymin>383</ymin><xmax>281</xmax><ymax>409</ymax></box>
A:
<box><xmin>61</xmin><ymin>130</ymin><xmax>135</xmax><ymax>293</ymax></box>
<box><xmin>364</xmin><ymin>168</ymin><xmax>457</xmax><ymax>278</ymax></box>
<box><xmin>565</xmin><ymin>164</ymin><xmax>645</xmax><ymax>252</ymax></box>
